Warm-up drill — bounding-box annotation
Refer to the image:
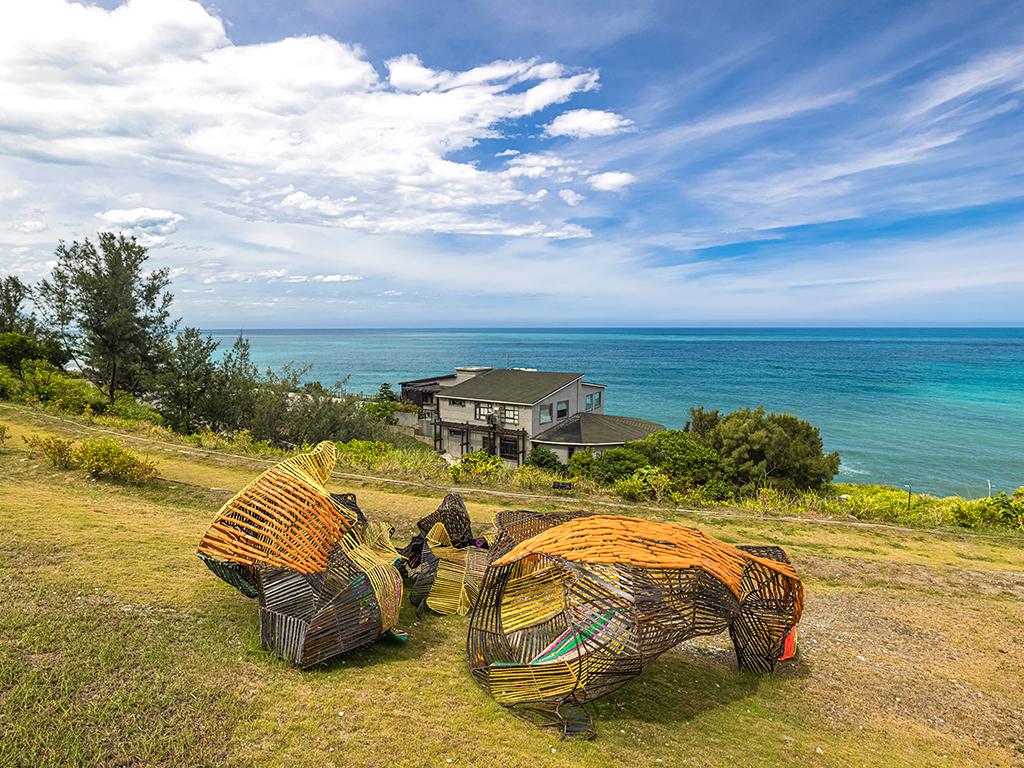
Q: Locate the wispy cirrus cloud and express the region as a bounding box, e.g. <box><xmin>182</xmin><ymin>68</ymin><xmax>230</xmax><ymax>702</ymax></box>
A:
<box><xmin>2</xmin><ymin>0</ymin><xmax>1023</xmax><ymax>326</ymax></box>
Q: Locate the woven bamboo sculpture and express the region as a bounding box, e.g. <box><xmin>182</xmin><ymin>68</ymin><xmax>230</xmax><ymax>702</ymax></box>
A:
<box><xmin>404</xmin><ymin>493</ymin><xmax>490</xmax><ymax>616</ymax></box>
<box><xmin>197</xmin><ymin>441</ymin><xmax>403</xmax><ymax>667</ymax></box>
<box><xmin>466</xmin><ymin>513</ymin><xmax>803</xmax><ymax>738</ymax></box>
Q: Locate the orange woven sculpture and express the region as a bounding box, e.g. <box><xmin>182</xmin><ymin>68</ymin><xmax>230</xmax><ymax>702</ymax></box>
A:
<box><xmin>197</xmin><ymin>441</ymin><xmax>403</xmax><ymax>667</ymax></box>
<box><xmin>467</xmin><ymin>513</ymin><xmax>803</xmax><ymax>738</ymax></box>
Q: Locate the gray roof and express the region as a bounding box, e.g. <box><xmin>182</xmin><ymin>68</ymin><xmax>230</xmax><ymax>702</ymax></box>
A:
<box><xmin>440</xmin><ymin>368</ymin><xmax>582</xmax><ymax>405</ymax></box>
<box><xmin>532</xmin><ymin>412</ymin><xmax>664</xmax><ymax>446</ymax></box>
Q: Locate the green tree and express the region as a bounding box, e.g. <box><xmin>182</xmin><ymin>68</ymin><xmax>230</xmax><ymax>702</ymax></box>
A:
<box><xmin>375</xmin><ymin>382</ymin><xmax>399</xmax><ymax>402</ymax></box>
<box><xmin>707</xmin><ymin>406</ymin><xmax>839</xmax><ymax>492</ymax></box>
<box><xmin>153</xmin><ymin>327</ymin><xmax>220</xmax><ymax>433</ymax></box>
<box><xmin>35</xmin><ymin>233</ymin><xmax>175</xmax><ymax>403</ymax></box>
<box><xmin>210</xmin><ymin>333</ymin><xmax>260</xmax><ymax>431</ymax></box>
<box><xmin>0</xmin><ymin>332</ymin><xmax>47</xmax><ymax>371</ymax></box>
<box><xmin>626</xmin><ymin>429</ymin><xmax>720</xmax><ymax>487</ymax></box>
<box><xmin>525</xmin><ymin>445</ymin><xmax>565</xmax><ymax>474</ymax></box>
<box><xmin>590</xmin><ymin>446</ymin><xmax>649</xmax><ymax>485</ymax></box>
<box><xmin>0</xmin><ymin>275</ymin><xmax>36</xmax><ymax>335</ymax></box>
<box><xmin>685</xmin><ymin>405</ymin><xmax>720</xmax><ymax>438</ymax></box>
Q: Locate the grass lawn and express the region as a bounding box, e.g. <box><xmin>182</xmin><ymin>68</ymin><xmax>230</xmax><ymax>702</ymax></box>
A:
<box><xmin>1</xmin><ymin>408</ymin><xmax>1022</xmax><ymax>767</ymax></box>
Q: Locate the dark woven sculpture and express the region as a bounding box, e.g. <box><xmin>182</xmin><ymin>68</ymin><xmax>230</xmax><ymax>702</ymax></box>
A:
<box><xmin>399</xmin><ymin>492</ymin><xmax>475</xmax><ymax>572</ymax></box>
<box><xmin>404</xmin><ymin>493</ymin><xmax>490</xmax><ymax>616</ymax></box>
<box><xmin>466</xmin><ymin>514</ymin><xmax>803</xmax><ymax>738</ymax></box>
<box><xmin>197</xmin><ymin>441</ymin><xmax>403</xmax><ymax>667</ymax></box>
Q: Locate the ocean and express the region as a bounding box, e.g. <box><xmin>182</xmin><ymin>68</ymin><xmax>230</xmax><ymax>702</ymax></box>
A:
<box><xmin>204</xmin><ymin>328</ymin><xmax>1024</xmax><ymax>498</ymax></box>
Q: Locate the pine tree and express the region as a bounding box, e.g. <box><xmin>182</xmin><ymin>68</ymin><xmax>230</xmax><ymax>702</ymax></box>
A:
<box><xmin>36</xmin><ymin>233</ymin><xmax>175</xmax><ymax>403</ymax></box>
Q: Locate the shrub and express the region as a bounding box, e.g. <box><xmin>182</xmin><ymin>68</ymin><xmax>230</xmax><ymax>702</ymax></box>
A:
<box><xmin>0</xmin><ymin>423</ymin><xmax>8</xmax><ymax>450</ymax></box>
<box><xmin>514</xmin><ymin>464</ymin><xmax>560</xmax><ymax>491</ymax></box>
<box><xmin>19</xmin><ymin>360</ymin><xmax>109</xmax><ymax>415</ymax></box>
<box><xmin>626</xmin><ymin>430</ymin><xmax>720</xmax><ymax>488</ymax></box>
<box><xmin>188</xmin><ymin>428</ymin><xmax>279</xmax><ymax>455</ymax></box>
<box><xmin>614</xmin><ymin>466</ymin><xmax>671</xmax><ymax>502</ymax></box>
<box><xmin>110</xmin><ymin>392</ymin><xmax>163</xmax><ymax>425</ymax></box>
<box><xmin>695</xmin><ymin>478</ymin><xmax>733</xmax><ymax>503</ymax></box>
<box><xmin>567</xmin><ymin>449</ymin><xmax>596</xmax><ymax>479</ymax></box>
<box><xmin>75</xmin><ymin>437</ymin><xmax>157</xmax><ymax>484</ymax></box>
<box><xmin>705</xmin><ymin>406</ymin><xmax>840</xmax><ymax>492</ymax></box>
<box><xmin>449</xmin><ymin>451</ymin><xmax>505</xmax><ymax>483</ymax></box>
<box><xmin>589</xmin><ymin>447</ymin><xmax>649</xmax><ymax>485</ymax></box>
<box><xmin>23</xmin><ymin>433</ymin><xmax>76</xmax><ymax>469</ymax></box>
<box><xmin>0</xmin><ymin>365</ymin><xmax>21</xmax><ymax>399</ymax></box>
<box><xmin>525</xmin><ymin>445</ymin><xmax>565</xmax><ymax>474</ymax></box>
<box><xmin>336</xmin><ymin>439</ymin><xmax>394</xmax><ymax>469</ymax></box>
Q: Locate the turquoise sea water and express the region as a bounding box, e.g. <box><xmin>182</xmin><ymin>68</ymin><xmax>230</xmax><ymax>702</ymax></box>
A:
<box><xmin>204</xmin><ymin>328</ymin><xmax>1024</xmax><ymax>498</ymax></box>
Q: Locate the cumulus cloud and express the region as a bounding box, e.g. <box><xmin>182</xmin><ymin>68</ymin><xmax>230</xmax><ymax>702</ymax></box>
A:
<box><xmin>588</xmin><ymin>171</ymin><xmax>637</xmax><ymax>191</ymax></box>
<box><xmin>96</xmin><ymin>207</ymin><xmax>184</xmax><ymax>245</ymax></box>
<box><xmin>559</xmin><ymin>189</ymin><xmax>584</xmax><ymax>206</ymax></box>
<box><xmin>0</xmin><ymin>0</ymin><xmax>621</xmax><ymax>239</ymax></box>
<box><xmin>544</xmin><ymin>108</ymin><xmax>634</xmax><ymax>138</ymax></box>
<box><xmin>13</xmin><ymin>220</ymin><xmax>47</xmax><ymax>233</ymax></box>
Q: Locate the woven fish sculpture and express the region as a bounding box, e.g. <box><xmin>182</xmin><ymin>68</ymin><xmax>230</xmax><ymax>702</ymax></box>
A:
<box><xmin>197</xmin><ymin>441</ymin><xmax>403</xmax><ymax>667</ymax></box>
<box><xmin>466</xmin><ymin>513</ymin><xmax>803</xmax><ymax>738</ymax></box>
<box><xmin>403</xmin><ymin>493</ymin><xmax>490</xmax><ymax>617</ymax></box>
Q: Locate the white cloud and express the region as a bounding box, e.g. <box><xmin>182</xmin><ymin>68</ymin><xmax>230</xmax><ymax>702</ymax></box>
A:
<box><xmin>494</xmin><ymin>149</ymin><xmax>520</xmax><ymax>157</ymax></box>
<box><xmin>0</xmin><ymin>0</ymin><xmax>618</xmax><ymax>239</ymax></box>
<box><xmin>588</xmin><ymin>171</ymin><xmax>637</xmax><ymax>191</ymax></box>
<box><xmin>908</xmin><ymin>46</ymin><xmax>1024</xmax><ymax>118</ymax></box>
<box><xmin>559</xmin><ymin>189</ymin><xmax>584</xmax><ymax>206</ymax></box>
<box><xmin>13</xmin><ymin>220</ymin><xmax>47</xmax><ymax>233</ymax></box>
<box><xmin>1</xmin><ymin>188</ymin><xmax>26</xmax><ymax>202</ymax></box>
<box><xmin>312</xmin><ymin>274</ymin><xmax>362</xmax><ymax>282</ymax></box>
<box><xmin>201</xmin><ymin>268</ymin><xmax>362</xmax><ymax>284</ymax></box>
<box><xmin>96</xmin><ymin>207</ymin><xmax>184</xmax><ymax>245</ymax></box>
<box><xmin>544</xmin><ymin>108</ymin><xmax>634</xmax><ymax>138</ymax></box>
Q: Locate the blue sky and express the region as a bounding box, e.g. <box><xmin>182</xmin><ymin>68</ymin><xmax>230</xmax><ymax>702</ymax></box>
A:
<box><xmin>2</xmin><ymin>0</ymin><xmax>1023</xmax><ymax>326</ymax></box>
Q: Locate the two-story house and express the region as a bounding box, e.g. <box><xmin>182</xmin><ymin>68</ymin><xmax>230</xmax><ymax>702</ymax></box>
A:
<box><xmin>401</xmin><ymin>366</ymin><xmax>663</xmax><ymax>465</ymax></box>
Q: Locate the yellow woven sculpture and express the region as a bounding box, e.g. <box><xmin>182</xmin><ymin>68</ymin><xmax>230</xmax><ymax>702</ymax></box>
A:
<box><xmin>197</xmin><ymin>441</ymin><xmax>404</xmax><ymax>667</ymax></box>
<box><xmin>403</xmin><ymin>493</ymin><xmax>490</xmax><ymax>617</ymax></box>
<box><xmin>416</xmin><ymin>522</ymin><xmax>489</xmax><ymax>616</ymax></box>
<box><xmin>467</xmin><ymin>513</ymin><xmax>803</xmax><ymax>738</ymax></box>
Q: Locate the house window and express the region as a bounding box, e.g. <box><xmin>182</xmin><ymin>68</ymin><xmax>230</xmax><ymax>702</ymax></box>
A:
<box><xmin>448</xmin><ymin>399</ymin><xmax>465</xmax><ymax>408</ymax></box>
<box><xmin>475</xmin><ymin>402</ymin><xmax>493</xmax><ymax>420</ymax></box>
<box><xmin>448</xmin><ymin>428</ymin><xmax>463</xmax><ymax>443</ymax></box>
<box><xmin>499</xmin><ymin>438</ymin><xmax>519</xmax><ymax>459</ymax></box>
<box><xmin>556</xmin><ymin>400</ymin><xmax>569</xmax><ymax>419</ymax></box>
<box><xmin>540</xmin><ymin>403</ymin><xmax>553</xmax><ymax>424</ymax></box>
<box><xmin>501</xmin><ymin>405</ymin><xmax>519</xmax><ymax>425</ymax></box>
<box><xmin>594</xmin><ymin>390</ymin><xmax>602</xmax><ymax>409</ymax></box>
<box><xmin>585</xmin><ymin>394</ymin><xmax>593</xmax><ymax>411</ymax></box>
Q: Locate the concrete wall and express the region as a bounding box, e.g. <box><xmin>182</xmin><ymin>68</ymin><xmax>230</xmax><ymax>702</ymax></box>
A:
<box><xmin>437</xmin><ymin>398</ymin><xmax>530</xmax><ymax>433</ymax></box>
<box><xmin>579</xmin><ymin>383</ymin><xmax>606</xmax><ymax>415</ymax></box>
<box><xmin>531</xmin><ymin>380</ymin><xmax>580</xmax><ymax>435</ymax></box>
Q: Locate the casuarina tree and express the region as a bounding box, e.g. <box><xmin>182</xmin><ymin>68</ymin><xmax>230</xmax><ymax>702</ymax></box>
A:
<box><xmin>35</xmin><ymin>233</ymin><xmax>175</xmax><ymax>403</ymax></box>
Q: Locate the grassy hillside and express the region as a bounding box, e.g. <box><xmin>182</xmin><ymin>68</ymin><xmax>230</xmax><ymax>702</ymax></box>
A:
<box><xmin>1</xmin><ymin>407</ymin><xmax>1022</xmax><ymax>767</ymax></box>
